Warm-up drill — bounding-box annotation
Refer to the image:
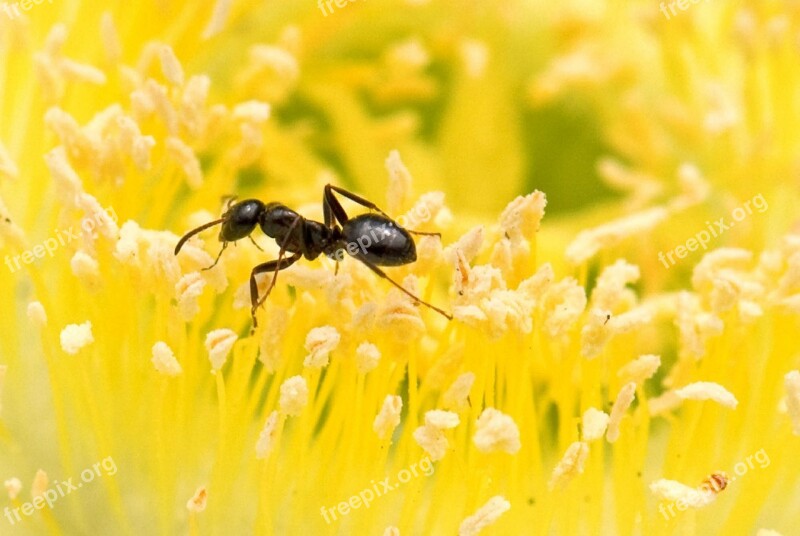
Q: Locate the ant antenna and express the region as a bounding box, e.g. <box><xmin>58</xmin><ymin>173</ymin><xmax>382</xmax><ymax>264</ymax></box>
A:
<box><xmin>202</xmin><ymin>241</ymin><xmax>228</xmax><ymax>271</ymax></box>
<box><xmin>174</xmin><ymin>218</ymin><xmax>225</xmax><ymax>255</ymax></box>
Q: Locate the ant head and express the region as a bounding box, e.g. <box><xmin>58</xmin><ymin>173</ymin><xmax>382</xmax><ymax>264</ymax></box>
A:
<box><xmin>174</xmin><ymin>199</ymin><xmax>265</xmax><ymax>256</ymax></box>
<box><xmin>219</xmin><ymin>199</ymin><xmax>265</xmax><ymax>242</ymax></box>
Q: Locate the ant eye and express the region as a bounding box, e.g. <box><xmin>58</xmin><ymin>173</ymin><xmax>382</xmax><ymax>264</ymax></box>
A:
<box><xmin>220</xmin><ymin>200</ymin><xmax>264</xmax><ymax>241</ymax></box>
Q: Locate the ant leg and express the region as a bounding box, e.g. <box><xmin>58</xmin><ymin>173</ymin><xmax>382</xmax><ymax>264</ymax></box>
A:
<box><xmin>323</xmin><ymin>189</ymin><xmax>336</xmax><ymax>229</ymax></box>
<box><xmin>251</xmin><ymin>216</ymin><xmax>303</xmax><ymax>327</ymax></box>
<box><xmin>358</xmin><ymin>260</ymin><xmax>452</xmax><ymax>320</ymax></box>
<box><xmin>256</xmin><ymin>246</ymin><xmax>294</xmax><ymax>310</ymax></box>
<box><xmin>323</xmin><ymin>184</ymin><xmax>350</xmax><ymax>228</ymax></box>
<box><xmin>202</xmin><ymin>241</ymin><xmax>228</xmax><ymax>271</ymax></box>
<box><xmin>407</xmin><ymin>230</ymin><xmax>441</xmax><ymax>237</ymax></box>
<box><xmin>325</xmin><ymin>184</ymin><xmax>436</xmax><ymax>234</ymax></box>
<box><xmin>325</xmin><ymin>184</ymin><xmax>392</xmax><ymax>220</ymax></box>
<box><xmin>248</xmin><ymin>235</ymin><xmax>264</xmax><ymax>251</ymax></box>
<box><xmin>249</xmin><ymin>252</ymin><xmax>302</xmax><ymax>328</ymax></box>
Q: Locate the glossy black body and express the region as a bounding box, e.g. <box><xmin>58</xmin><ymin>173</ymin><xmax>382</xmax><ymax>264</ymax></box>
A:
<box><xmin>174</xmin><ymin>184</ymin><xmax>450</xmax><ymax>326</ymax></box>
<box><xmin>221</xmin><ymin>199</ymin><xmax>265</xmax><ymax>241</ymax></box>
<box><xmin>342</xmin><ymin>214</ymin><xmax>416</xmax><ymax>266</ymax></box>
<box><xmin>214</xmin><ymin>201</ymin><xmax>417</xmax><ymax>266</ymax></box>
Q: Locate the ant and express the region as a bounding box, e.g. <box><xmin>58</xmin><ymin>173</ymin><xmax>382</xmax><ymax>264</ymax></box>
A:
<box><xmin>174</xmin><ymin>184</ymin><xmax>452</xmax><ymax>328</ymax></box>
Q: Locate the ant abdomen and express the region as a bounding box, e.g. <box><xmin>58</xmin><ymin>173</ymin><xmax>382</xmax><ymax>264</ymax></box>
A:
<box><xmin>342</xmin><ymin>214</ymin><xmax>416</xmax><ymax>266</ymax></box>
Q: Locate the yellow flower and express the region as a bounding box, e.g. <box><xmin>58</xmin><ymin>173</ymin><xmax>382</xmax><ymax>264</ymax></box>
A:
<box><xmin>1</xmin><ymin>1</ymin><xmax>799</xmax><ymax>535</ymax></box>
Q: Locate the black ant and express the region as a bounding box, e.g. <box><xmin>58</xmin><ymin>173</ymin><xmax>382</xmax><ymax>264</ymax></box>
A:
<box><xmin>174</xmin><ymin>184</ymin><xmax>453</xmax><ymax>328</ymax></box>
